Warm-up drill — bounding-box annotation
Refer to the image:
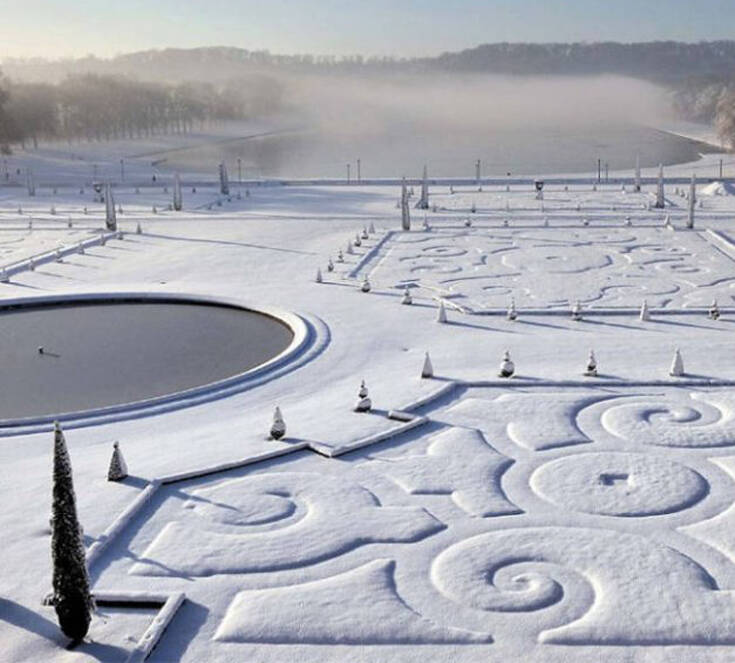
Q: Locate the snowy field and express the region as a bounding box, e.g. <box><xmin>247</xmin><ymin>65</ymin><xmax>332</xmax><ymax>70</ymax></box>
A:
<box><xmin>4</xmin><ymin>143</ymin><xmax>735</xmax><ymax>662</ymax></box>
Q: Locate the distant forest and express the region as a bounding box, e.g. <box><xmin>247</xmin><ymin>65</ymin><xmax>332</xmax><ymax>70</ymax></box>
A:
<box><xmin>1</xmin><ymin>41</ymin><xmax>735</xmax><ymax>151</ymax></box>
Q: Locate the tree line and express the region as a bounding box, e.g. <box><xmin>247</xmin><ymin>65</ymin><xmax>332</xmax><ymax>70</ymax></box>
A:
<box><xmin>671</xmin><ymin>75</ymin><xmax>735</xmax><ymax>147</ymax></box>
<box><xmin>0</xmin><ymin>72</ymin><xmax>284</xmax><ymax>152</ymax></box>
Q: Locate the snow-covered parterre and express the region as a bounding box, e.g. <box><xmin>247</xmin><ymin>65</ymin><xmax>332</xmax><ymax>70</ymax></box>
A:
<box><xmin>4</xmin><ymin>148</ymin><xmax>735</xmax><ymax>662</ymax></box>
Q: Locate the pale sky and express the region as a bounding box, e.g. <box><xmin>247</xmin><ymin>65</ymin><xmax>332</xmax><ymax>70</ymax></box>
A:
<box><xmin>2</xmin><ymin>0</ymin><xmax>735</xmax><ymax>60</ymax></box>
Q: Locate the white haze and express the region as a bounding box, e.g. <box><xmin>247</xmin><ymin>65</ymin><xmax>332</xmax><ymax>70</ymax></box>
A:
<box><xmin>279</xmin><ymin>73</ymin><xmax>672</xmax><ymax>136</ymax></box>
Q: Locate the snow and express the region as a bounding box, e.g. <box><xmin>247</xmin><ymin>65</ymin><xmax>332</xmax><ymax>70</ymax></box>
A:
<box><xmin>5</xmin><ymin>141</ymin><xmax>735</xmax><ymax>661</ymax></box>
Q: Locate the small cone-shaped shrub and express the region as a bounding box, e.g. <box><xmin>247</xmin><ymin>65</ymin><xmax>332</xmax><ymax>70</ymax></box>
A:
<box><xmin>315</xmin><ymin>268</ymin><xmax>323</xmax><ymax>284</ymax></box>
<box><xmin>639</xmin><ymin>299</ymin><xmax>650</xmax><ymax>321</ymax></box>
<box><xmin>499</xmin><ymin>350</ymin><xmax>515</xmax><ymax>378</ymax></box>
<box><xmin>78</xmin><ymin>242</ymin><xmax>85</xmax><ymax>255</ymax></box>
<box><xmin>506</xmin><ymin>298</ymin><xmax>517</xmax><ymax>321</ymax></box>
<box><xmin>361</xmin><ymin>275</ymin><xmax>371</xmax><ymax>293</ymax></box>
<box><xmin>327</xmin><ymin>257</ymin><xmax>334</xmax><ymax>272</ymax></box>
<box><xmin>571</xmin><ymin>300</ymin><xmax>582</xmax><ymax>321</ymax></box>
<box><xmin>354</xmin><ymin>233</ymin><xmax>362</xmax><ymax>247</ymax></box>
<box><xmin>346</xmin><ymin>241</ymin><xmax>354</xmax><ymax>255</ymax></box>
<box><xmin>401</xmin><ymin>286</ymin><xmax>412</xmax><ymax>305</ymax></box>
<box><xmin>354</xmin><ymin>380</ymin><xmax>372</xmax><ymax>412</ymax></box>
<box><xmin>669</xmin><ymin>348</ymin><xmax>684</xmax><ymax>377</ymax></box>
<box><xmin>136</xmin><ymin>222</ymin><xmax>142</xmax><ymax>235</ymax></box>
<box><xmin>437</xmin><ymin>300</ymin><xmax>447</xmax><ymax>323</ymax></box>
<box><xmin>55</xmin><ymin>248</ymin><xmax>63</xmax><ymax>263</ymax></box>
<box><xmin>68</xmin><ymin>218</ymin><xmax>73</xmax><ymax>228</ymax></box>
<box><xmin>361</xmin><ymin>227</ymin><xmax>369</xmax><ymax>240</ymax></box>
<box><xmin>28</xmin><ymin>257</ymin><xmax>35</xmax><ymax>271</ymax></box>
<box><xmin>337</xmin><ymin>250</ymin><xmax>344</xmax><ymax>263</ymax></box>
<box><xmin>369</xmin><ymin>222</ymin><xmax>376</xmax><ymax>234</ymax></box>
<box><xmin>470</xmin><ymin>201</ymin><xmax>476</xmax><ymax>213</ymax></box>
<box><xmin>584</xmin><ymin>349</ymin><xmax>598</xmax><ymax>377</ymax></box>
<box><xmin>421</xmin><ymin>352</ymin><xmax>434</xmax><ymax>379</ymax></box>
<box><xmin>270</xmin><ymin>407</ymin><xmax>286</xmax><ymax>440</ymax></box>
<box><xmin>107</xmin><ymin>442</ymin><xmax>128</xmax><ymax>481</ymax></box>
<box><xmin>51</xmin><ymin>422</ymin><xmax>93</xmax><ymax>642</ymax></box>
<box><xmin>709</xmin><ymin>300</ymin><xmax>720</xmax><ymax>320</ymax></box>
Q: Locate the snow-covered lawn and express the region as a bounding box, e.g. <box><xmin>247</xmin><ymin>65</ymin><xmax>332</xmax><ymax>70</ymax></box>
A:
<box><xmin>4</xmin><ymin>150</ymin><xmax>735</xmax><ymax>662</ymax></box>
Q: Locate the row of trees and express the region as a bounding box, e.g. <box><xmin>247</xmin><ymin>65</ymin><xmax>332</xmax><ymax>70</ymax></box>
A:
<box><xmin>0</xmin><ymin>72</ymin><xmax>285</xmax><ymax>151</ymax></box>
<box><xmin>7</xmin><ymin>42</ymin><xmax>735</xmax><ymax>83</ymax></box>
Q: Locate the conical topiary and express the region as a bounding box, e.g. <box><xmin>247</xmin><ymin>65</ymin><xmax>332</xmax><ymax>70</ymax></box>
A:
<box><xmin>499</xmin><ymin>350</ymin><xmax>515</xmax><ymax>378</ymax></box>
<box><xmin>337</xmin><ymin>250</ymin><xmax>344</xmax><ymax>263</ymax></box>
<box><xmin>401</xmin><ymin>287</ymin><xmax>412</xmax><ymax>305</ymax></box>
<box><xmin>315</xmin><ymin>268</ymin><xmax>323</xmax><ymax>284</ymax></box>
<box><xmin>709</xmin><ymin>300</ymin><xmax>720</xmax><ymax>320</ymax></box>
<box><xmin>361</xmin><ymin>227</ymin><xmax>369</xmax><ymax>239</ymax></box>
<box><xmin>327</xmin><ymin>257</ymin><xmax>334</xmax><ymax>272</ymax></box>
<box><xmin>346</xmin><ymin>241</ymin><xmax>354</xmax><ymax>255</ymax></box>
<box><xmin>437</xmin><ymin>300</ymin><xmax>447</xmax><ymax>323</ymax></box>
<box><xmin>354</xmin><ymin>233</ymin><xmax>362</xmax><ymax>247</ymax></box>
<box><xmin>584</xmin><ymin>349</ymin><xmax>598</xmax><ymax>377</ymax></box>
<box><xmin>571</xmin><ymin>300</ymin><xmax>582</xmax><ymax>321</ymax></box>
<box><xmin>270</xmin><ymin>407</ymin><xmax>286</xmax><ymax>440</ymax></box>
<box><xmin>669</xmin><ymin>348</ymin><xmax>684</xmax><ymax>377</ymax></box>
<box><xmin>506</xmin><ymin>298</ymin><xmax>517</xmax><ymax>321</ymax></box>
<box><xmin>369</xmin><ymin>222</ymin><xmax>376</xmax><ymax>234</ymax></box>
<box><xmin>361</xmin><ymin>276</ymin><xmax>371</xmax><ymax>293</ymax></box>
<box><xmin>51</xmin><ymin>422</ymin><xmax>93</xmax><ymax>642</ymax></box>
<box><xmin>354</xmin><ymin>380</ymin><xmax>372</xmax><ymax>412</ymax></box>
<box><xmin>421</xmin><ymin>352</ymin><xmax>434</xmax><ymax>379</ymax></box>
<box><xmin>107</xmin><ymin>442</ymin><xmax>128</xmax><ymax>481</ymax></box>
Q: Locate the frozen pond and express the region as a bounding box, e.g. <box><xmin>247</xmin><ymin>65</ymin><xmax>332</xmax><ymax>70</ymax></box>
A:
<box><xmin>160</xmin><ymin>124</ymin><xmax>718</xmax><ymax>180</ymax></box>
<box><xmin>0</xmin><ymin>300</ymin><xmax>293</xmax><ymax>420</ymax></box>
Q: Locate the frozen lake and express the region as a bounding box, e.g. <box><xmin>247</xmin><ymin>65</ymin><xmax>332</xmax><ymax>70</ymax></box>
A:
<box><xmin>0</xmin><ymin>300</ymin><xmax>293</xmax><ymax>420</ymax></box>
<box><xmin>158</xmin><ymin>124</ymin><xmax>718</xmax><ymax>180</ymax></box>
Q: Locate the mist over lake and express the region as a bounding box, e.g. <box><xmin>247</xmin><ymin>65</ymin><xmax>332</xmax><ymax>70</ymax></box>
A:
<box><xmin>158</xmin><ymin>122</ymin><xmax>714</xmax><ymax>180</ymax></box>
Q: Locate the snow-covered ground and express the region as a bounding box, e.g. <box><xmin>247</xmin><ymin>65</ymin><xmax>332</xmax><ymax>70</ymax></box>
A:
<box><xmin>4</xmin><ymin>142</ymin><xmax>735</xmax><ymax>662</ymax></box>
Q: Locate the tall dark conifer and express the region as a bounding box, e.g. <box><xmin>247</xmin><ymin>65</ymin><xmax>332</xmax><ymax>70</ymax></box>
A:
<box><xmin>51</xmin><ymin>421</ymin><xmax>92</xmax><ymax>641</ymax></box>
